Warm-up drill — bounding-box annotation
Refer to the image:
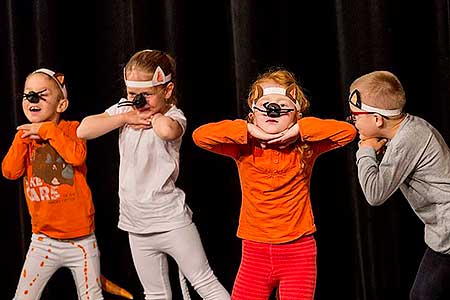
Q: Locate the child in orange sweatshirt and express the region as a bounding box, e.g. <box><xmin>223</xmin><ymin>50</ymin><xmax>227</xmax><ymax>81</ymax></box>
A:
<box><xmin>2</xmin><ymin>68</ymin><xmax>103</xmax><ymax>300</ymax></box>
<box><xmin>193</xmin><ymin>68</ymin><xmax>356</xmax><ymax>300</ymax></box>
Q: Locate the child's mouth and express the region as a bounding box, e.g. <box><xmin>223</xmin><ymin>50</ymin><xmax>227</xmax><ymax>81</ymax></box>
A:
<box><xmin>29</xmin><ymin>106</ymin><xmax>41</xmax><ymax>112</ymax></box>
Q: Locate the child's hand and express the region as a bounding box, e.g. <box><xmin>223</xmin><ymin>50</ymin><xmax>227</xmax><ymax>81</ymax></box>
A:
<box><xmin>359</xmin><ymin>136</ymin><xmax>387</xmax><ymax>153</ymax></box>
<box><xmin>125</xmin><ymin>109</ymin><xmax>153</xmax><ymax>130</ymax></box>
<box><xmin>266</xmin><ymin>123</ymin><xmax>300</xmax><ymax>149</ymax></box>
<box><xmin>17</xmin><ymin>123</ymin><xmax>43</xmax><ymax>140</ymax></box>
<box><xmin>247</xmin><ymin>123</ymin><xmax>283</xmax><ymax>148</ymax></box>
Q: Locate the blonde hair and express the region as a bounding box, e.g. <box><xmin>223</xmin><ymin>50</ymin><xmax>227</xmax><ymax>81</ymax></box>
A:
<box><xmin>350</xmin><ymin>70</ymin><xmax>405</xmax><ymax>110</ymax></box>
<box><xmin>124</xmin><ymin>50</ymin><xmax>178</xmax><ymax>105</ymax></box>
<box><xmin>248</xmin><ymin>68</ymin><xmax>312</xmax><ymax>172</ymax></box>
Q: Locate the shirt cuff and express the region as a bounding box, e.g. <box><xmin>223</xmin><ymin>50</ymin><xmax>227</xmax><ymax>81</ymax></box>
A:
<box><xmin>356</xmin><ymin>146</ymin><xmax>376</xmax><ymax>161</ymax></box>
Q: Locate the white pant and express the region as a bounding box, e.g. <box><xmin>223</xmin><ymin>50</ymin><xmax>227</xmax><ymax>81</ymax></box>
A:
<box><xmin>13</xmin><ymin>233</ymin><xmax>103</xmax><ymax>300</ymax></box>
<box><xmin>128</xmin><ymin>223</ymin><xmax>230</xmax><ymax>300</ymax></box>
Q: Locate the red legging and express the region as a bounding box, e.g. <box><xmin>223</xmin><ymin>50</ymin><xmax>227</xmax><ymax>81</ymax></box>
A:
<box><xmin>232</xmin><ymin>235</ymin><xmax>317</xmax><ymax>300</ymax></box>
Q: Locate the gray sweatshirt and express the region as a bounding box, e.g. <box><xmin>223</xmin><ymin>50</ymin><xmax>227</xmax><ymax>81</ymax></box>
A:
<box><xmin>356</xmin><ymin>114</ymin><xmax>450</xmax><ymax>254</ymax></box>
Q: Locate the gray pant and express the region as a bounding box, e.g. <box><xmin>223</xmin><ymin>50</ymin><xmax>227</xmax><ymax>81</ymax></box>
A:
<box><xmin>128</xmin><ymin>223</ymin><xmax>230</xmax><ymax>300</ymax></box>
<box><xmin>13</xmin><ymin>233</ymin><xmax>103</xmax><ymax>300</ymax></box>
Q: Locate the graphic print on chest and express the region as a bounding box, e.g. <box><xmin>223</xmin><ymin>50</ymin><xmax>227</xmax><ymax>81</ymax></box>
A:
<box><xmin>32</xmin><ymin>143</ymin><xmax>74</xmax><ymax>186</ymax></box>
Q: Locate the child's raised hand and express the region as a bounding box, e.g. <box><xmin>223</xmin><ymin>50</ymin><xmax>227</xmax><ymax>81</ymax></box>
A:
<box><xmin>359</xmin><ymin>136</ymin><xmax>387</xmax><ymax>153</ymax></box>
<box><xmin>266</xmin><ymin>123</ymin><xmax>300</xmax><ymax>149</ymax></box>
<box><xmin>247</xmin><ymin>123</ymin><xmax>284</xmax><ymax>148</ymax></box>
<box><xmin>17</xmin><ymin>123</ymin><xmax>43</xmax><ymax>140</ymax></box>
<box><xmin>124</xmin><ymin>109</ymin><xmax>153</xmax><ymax>130</ymax></box>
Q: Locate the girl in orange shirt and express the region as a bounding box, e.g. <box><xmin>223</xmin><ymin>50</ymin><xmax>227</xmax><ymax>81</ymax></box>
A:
<box><xmin>193</xmin><ymin>68</ymin><xmax>356</xmax><ymax>300</ymax></box>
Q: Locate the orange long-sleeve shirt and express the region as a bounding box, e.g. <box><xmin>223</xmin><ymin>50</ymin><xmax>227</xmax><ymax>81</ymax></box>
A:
<box><xmin>192</xmin><ymin>117</ymin><xmax>356</xmax><ymax>243</ymax></box>
<box><xmin>2</xmin><ymin>120</ymin><xmax>95</xmax><ymax>239</ymax></box>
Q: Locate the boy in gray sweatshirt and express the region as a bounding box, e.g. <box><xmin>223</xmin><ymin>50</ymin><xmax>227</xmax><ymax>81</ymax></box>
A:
<box><xmin>348</xmin><ymin>70</ymin><xmax>450</xmax><ymax>300</ymax></box>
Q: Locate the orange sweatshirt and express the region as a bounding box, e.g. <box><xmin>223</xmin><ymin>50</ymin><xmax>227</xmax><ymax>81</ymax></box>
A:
<box><xmin>2</xmin><ymin>120</ymin><xmax>95</xmax><ymax>239</ymax></box>
<box><xmin>192</xmin><ymin>117</ymin><xmax>356</xmax><ymax>244</ymax></box>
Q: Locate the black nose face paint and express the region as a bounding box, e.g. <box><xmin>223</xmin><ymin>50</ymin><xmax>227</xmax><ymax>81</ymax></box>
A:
<box><xmin>253</xmin><ymin>102</ymin><xmax>294</xmax><ymax>118</ymax></box>
<box><xmin>21</xmin><ymin>90</ymin><xmax>46</xmax><ymax>103</ymax></box>
<box><xmin>131</xmin><ymin>93</ymin><xmax>147</xmax><ymax>108</ymax></box>
<box><xmin>264</xmin><ymin>103</ymin><xmax>283</xmax><ymax>118</ymax></box>
<box><xmin>118</xmin><ymin>93</ymin><xmax>147</xmax><ymax>109</ymax></box>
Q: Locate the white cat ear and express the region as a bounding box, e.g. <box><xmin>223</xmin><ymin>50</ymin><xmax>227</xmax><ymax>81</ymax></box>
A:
<box><xmin>286</xmin><ymin>84</ymin><xmax>301</xmax><ymax>112</ymax></box>
<box><xmin>286</xmin><ymin>84</ymin><xmax>296</xmax><ymax>100</ymax></box>
<box><xmin>250</xmin><ymin>85</ymin><xmax>265</xmax><ymax>108</ymax></box>
<box><xmin>152</xmin><ymin>66</ymin><xmax>166</xmax><ymax>84</ymax></box>
<box><xmin>255</xmin><ymin>85</ymin><xmax>264</xmax><ymax>99</ymax></box>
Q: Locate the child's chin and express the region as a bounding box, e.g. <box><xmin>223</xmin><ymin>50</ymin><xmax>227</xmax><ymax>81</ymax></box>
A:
<box><xmin>26</xmin><ymin>116</ymin><xmax>39</xmax><ymax>123</ymax></box>
<box><xmin>263</xmin><ymin>127</ymin><xmax>284</xmax><ymax>134</ymax></box>
<box><xmin>26</xmin><ymin>116</ymin><xmax>47</xmax><ymax>123</ymax></box>
<box><xmin>359</xmin><ymin>133</ymin><xmax>378</xmax><ymax>140</ymax></box>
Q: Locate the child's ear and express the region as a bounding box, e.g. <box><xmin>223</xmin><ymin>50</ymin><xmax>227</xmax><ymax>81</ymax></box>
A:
<box><xmin>57</xmin><ymin>98</ymin><xmax>69</xmax><ymax>113</ymax></box>
<box><xmin>164</xmin><ymin>82</ymin><xmax>174</xmax><ymax>99</ymax></box>
<box><xmin>247</xmin><ymin>112</ymin><xmax>255</xmax><ymax>123</ymax></box>
<box><xmin>374</xmin><ymin>114</ymin><xmax>384</xmax><ymax>127</ymax></box>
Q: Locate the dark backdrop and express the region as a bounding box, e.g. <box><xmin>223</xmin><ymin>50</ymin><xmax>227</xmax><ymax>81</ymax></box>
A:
<box><xmin>1</xmin><ymin>1</ymin><xmax>449</xmax><ymax>299</ymax></box>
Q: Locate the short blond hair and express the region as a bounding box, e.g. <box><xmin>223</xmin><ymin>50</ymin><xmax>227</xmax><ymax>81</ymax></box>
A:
<box><xmin>350</xmin><ymin>70</ymin><xmax>405</xmax><ymax>110</ymax></box>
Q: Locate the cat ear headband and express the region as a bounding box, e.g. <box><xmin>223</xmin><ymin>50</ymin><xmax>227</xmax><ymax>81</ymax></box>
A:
<box><xmin>250</xmin><ymin>84</ymin><xmax>302</xmax><ymax>118</ymax></box>
<box><xmin>124</xmin><ymin>66</ymin><xmax>172</xmax><ymax>88</ymax></box>
<box><xmin>252</xmin><ymin>84</ymin><xmax>301</xmax><ymax>112</ymax></box>
<box><xmin>349</xmin><ymin>89</ymin><xmax>402</xmax><ymax>116</ymax></box>
<box><xmin>120</xmin><ymin>64</ymin><xmax>172</xmax><ymax>108</ymax></box>
<box><xmin>21</xmin><ymin>68</ymin><xmax>67</xmax><ymax>103</ymax></box>
<box><xmin>32</xmin><ymin>68</ymin><xmax>68</xmax><ymax>98</ymax></box>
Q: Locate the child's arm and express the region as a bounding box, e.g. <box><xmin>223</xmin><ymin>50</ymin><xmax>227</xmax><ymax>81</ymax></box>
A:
<box><xmin>2</xmin><ymin>131</ymin><xmax>31</xmax><ymax>179</ymax></box>
<box><xmin>77</xmin><ymin>107</ymin><xmax>156</xmax><ymax>140</ymax></box>
<box><xmin>151</xmin><ymin>112</ymin><xmax>183</xmax><ymax>141</ymax></box>
<box><xmin>192</xmin><ymin>119</ymin><xmax>248</xmax><ymax>158</ymax></box>
<box><xmin>77</xmin><ymin>112</ymin><xmax>129</xmax><ymax>140</ymax></box>
<box><xmin>39</xmin><ymin>122</ymin><xmax>87</xmax><ymax>166</ymax></box>
<box><xmin>298</xmin><ymin>117</ymin><xmax>357</xmax><ymax>151</ymax></box>
<box><xmin>356</xmin><ymin>135</ymin><xmax>420</xmax><ymax>206</ymax></box>
<box><xmin>16</xmin><ymin>121</ymin><xmax>87</xmax><ymax>166</ymax></box>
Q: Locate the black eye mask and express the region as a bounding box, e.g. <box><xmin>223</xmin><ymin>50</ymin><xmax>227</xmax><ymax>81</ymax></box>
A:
<box><xmin>21</xmin><ymin>89</ymin><xmax>47</xmax><ymax>103</ymax></box>
<box><xmin>253</xmin><ymin>102</ymin><xmax>294</xmax><ymax>118</ymax></box>
<box><xmin>117</xmin><ymin>93</ymin><xmax>147</xmax><ymax>109</ymax></box>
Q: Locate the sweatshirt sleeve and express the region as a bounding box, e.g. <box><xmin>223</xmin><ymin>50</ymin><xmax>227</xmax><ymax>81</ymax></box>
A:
<box><xmin>355</xmin><ymin>137</ymin><xmax>422</xmax><ymax>206</ymax></box>
<box><xmin>298</xmin><ymin>117</ymin><xmax>357</xmax><ymax>153</ymax></box>
<box><xmin>38</xmin><ymin>121</ymin><xmax>87</xmax><ymax>166</ymax></box>
<box><xmin>2</xmin><ymin>131</ymin><xmax>30</xmax><ymax>179</ymax></box>
<box><xmin>192</xmin><ymin>119</ymin><xmax>248</xmax><ymax>159</ymax></box>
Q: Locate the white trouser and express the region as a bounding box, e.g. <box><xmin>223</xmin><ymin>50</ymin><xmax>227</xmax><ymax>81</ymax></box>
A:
<box><xmin>13</xmin><ymin>233</ymin><xmax>103</xmax><ymax>300</ymax></box>
<box><xmin>128</xmin><ymin>223</ymin><xmax>230</xmax><ymax>300</ymax></box>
